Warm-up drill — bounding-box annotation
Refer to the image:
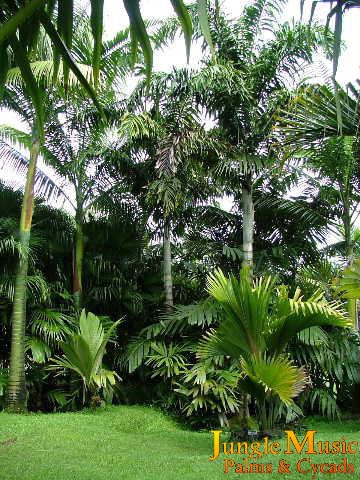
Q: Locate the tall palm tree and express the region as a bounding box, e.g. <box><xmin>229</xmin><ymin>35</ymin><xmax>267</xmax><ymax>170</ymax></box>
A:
<box><xmin>120</xmin><ymin>73</ymin><xmax>222</xmax><ymax>309</ymax></box>
<box><xmin>161</xmin><ymin>0</ymin><xmax>332</xmax><ymax>270</ymax></box>
<box><xmin>0</xmin><ymin>178</ymin><xmax>74</xmax><ymax>410</ymax></box>
<box><xmin>0</xmin><ymin>0</ymin><xmax>215</xmax><ymax>132</ymax></box>
<box><xmin>0</xmin><ymin>17</ymin><xmax>134</xmax><ymax>410</ymax></box>
<box><xmin>202</xmin><ymin>0</ymin><xmax>332</xmax><ymax>270</ymax></box>
<box><xmin>310</xmin><ymin>137</ymin><xmax>360</xmax><ymax>325</ymax></box>
<box><xmin>0</xmin><ymin>85</ymin><xmax>61</xmax><ymax>411</ymax></box>
<box><xmin>1</xmin><ymin>94</ymin><xmax>135</xmax><ymax>310</ymax></box>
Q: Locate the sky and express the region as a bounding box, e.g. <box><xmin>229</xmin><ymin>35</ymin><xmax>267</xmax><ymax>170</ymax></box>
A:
<box><xmin>100</xmin><ymin>0</ymin><xmax>360</xmax><ymax>84</ymax></box>
<box><xmin>1</xmin><ymin>0</ymin><xmax>360</xmax><ymax>214</ymax></box>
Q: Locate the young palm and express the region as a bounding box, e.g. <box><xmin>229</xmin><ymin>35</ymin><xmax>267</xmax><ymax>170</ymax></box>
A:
<box><xmin>50</xmin><ymin>310</ymin><xmax>121</xmax><ymax>406</ymax></box>
<box><xmin>198</xmin><ymin>267</ymin><xmax>350</xmax><ymax>429</ymax></box>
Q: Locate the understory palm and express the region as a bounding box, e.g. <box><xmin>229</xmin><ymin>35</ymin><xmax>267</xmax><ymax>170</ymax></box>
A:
<box><xmin>50</xmin><ymin>310</ymin><xmax>121</xmax><ymax>405</ymax></box>
<box><xmin>198</xmin><ymin>268</ymin><xmax>350</xmax><ymax>429</ymax></box>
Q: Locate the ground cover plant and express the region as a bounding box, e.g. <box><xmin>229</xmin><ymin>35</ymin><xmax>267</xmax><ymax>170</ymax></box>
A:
<box><xmin>1</xmin><ymin>406</ymin><xmax>359</xmax><ymax>480</ymax></box>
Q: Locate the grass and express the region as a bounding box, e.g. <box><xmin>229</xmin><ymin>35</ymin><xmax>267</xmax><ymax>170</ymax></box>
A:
<box><xmin>0</xmin><ymin>406</ymin><xmax>359</xmax><ymax>479</ymax></box>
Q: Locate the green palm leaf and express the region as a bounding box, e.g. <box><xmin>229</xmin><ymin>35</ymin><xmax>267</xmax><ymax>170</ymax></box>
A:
<box><xmin>206</xmin><ymin>268</ymin><xmax>273</xmax><ymax>356</ymax></box>
<box><xmin>339</xmin><ymin>260</ymin><xmax>360</xmax><ymax>299</ymax></box>
<box><xmin>241</xmin><ymin>355</ymin><xmax>308</xmax><ymax>405</ymax></box>
<box><xmin>50</xmin><ymin>311</ymin><xmax>121</xmax><ymax>396</ymax></box>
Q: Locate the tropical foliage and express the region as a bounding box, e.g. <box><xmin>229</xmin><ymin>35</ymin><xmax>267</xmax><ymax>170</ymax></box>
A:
<box><xmin>50</xmin><ymin>310</ymin><xmax>121</xmax><ymax>406</ymax></box>
<box><xmin>0</xmin><ymin>0</ymin><xmax>359</xmax><ymax>437</ymax></box>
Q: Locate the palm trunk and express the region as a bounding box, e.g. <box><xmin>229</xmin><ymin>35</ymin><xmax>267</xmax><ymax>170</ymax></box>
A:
<box><xmin>242</xmin><ymin>176</ymin><xmax>254</xmax><ymax>269</ymax></box>
<box><xmin>344</xmin><ymin>210</ymin><xmax>357</xmax><ymax>328</ymax></box>
<box><xmin>237</xmin><ymin>176</ymin><xmax>254</xmax><ymax>430</ymax></box>
<box><xmin>73</xmin><ymin>209</ymin><xmax>84</xmax><ymax>312</ymax></box>
<box><xmin>7</xmin><ymin>126</ymin><xmax>40</xmax><ymax>412</ymax></box>
<box><xmin>163</xmin><ymin>217</ymin><xmax>173</xmax><ymax>310</ymax></box>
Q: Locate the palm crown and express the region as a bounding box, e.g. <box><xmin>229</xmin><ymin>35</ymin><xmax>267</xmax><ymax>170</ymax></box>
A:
<box><xmin>199</xmin><ymin>268</ymin><xmax>350</xmax><ymax>412</ymax></box>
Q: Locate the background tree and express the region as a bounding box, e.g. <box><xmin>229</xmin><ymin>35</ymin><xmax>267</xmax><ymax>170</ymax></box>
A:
<box><xmin>0</xmin><ymin>0</ymin><xmax>206</xmax><ymax>129</ymax></box>
<box><xmin>167</xmin><ymin>0</ymin><xmax>333</xmax><ymax>269</ymax></box>
<box><xmin>280</xmin><ymin>83</ymin><xmax>360</xmax><ymax>326</ymax></box>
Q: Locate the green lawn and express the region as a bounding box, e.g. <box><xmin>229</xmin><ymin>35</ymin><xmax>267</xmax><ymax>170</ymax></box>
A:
<box><xmin>0</xmin><ymin>406</ymin><xmax>359</xmax><ymax>479</ymax></box>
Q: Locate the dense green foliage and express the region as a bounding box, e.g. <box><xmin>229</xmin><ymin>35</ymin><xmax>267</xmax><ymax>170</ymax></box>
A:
<box><xmin>0</xmin><ymin>0</ymin><xmax>359</xmax><ymax>438</ymax></box>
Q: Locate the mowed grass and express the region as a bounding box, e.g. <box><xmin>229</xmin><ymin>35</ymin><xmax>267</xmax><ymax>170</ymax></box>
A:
<box><xmin>0</xmin><ymin>406</ymin><xmax>359</xmax><ymax>480</ymax></box>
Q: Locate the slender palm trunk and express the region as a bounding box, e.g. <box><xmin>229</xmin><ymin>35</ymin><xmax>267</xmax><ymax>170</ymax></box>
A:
<box><xmin>7</xmin><ymin>126</ymin><xmax>40</xmax><ymax>412</ymax></box>
<box><xmin>344</xmin><ymin>217</ymin><xmax>357</xmax><ymax>328</ymax></box>
<box><xmin>238</xmin><ymin>175</ymin><xmax>253</xmax><ymax>429</ymax></box>
<box><xmin>242</xmin><ymin>176</ymin><xmax>254</xmax><ymax>269</ymax></box>
<box><xmin>163</xmin><ymin>217</ymin><xmax>173</xmax><ymax>310</ymax></box>
<box><xmin>73</xmin><ymin>208</ymin><xmax>84</xmax><ymax>312</ymax></box>
<box><xmin>343</xmin><ymin>198</ymin><xmax>360</xmax><ymax>411</ymax></box>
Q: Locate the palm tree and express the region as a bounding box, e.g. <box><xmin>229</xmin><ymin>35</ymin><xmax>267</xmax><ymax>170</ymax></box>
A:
<box><xmin>0</xmin><ymin>16</ymin><xmax>138</xmax><ymax>410</ymax></box>
<box><xmin>165</xmin><ymin>0</ymin><xmax>333</xmax><ymax>270</ymax></box>
<box><xmin>0</xmin><ymin>180</ymin><xmax>76</xmax><ymax>409</ymax></box>
<box><xmin>198</xmin><ymin>267</ymin><xmax>350</xmax><ymax>429</ymax></box>
<box><xmin>0</xmin><ymin>0</ymin><xmax>212</xmax><ymax>129</ymax></box>
<box><xmin>50</xmin><ymin>310</ymin><xmax>121</xmax><ymax>406</ymax></box>
<box><xmin>280</xmin><ymin>84</ymin><xmax>360</xmax><ymax>326</ymax></box>
<box><xmin>0</xmin><ymin>84</ymin><xmax>60</xmax><ymax>411</ymax></box>
<box><xmin>0</xmin><ymin>19</ymin><xmax>85</xmax><ymax>411</ymax></box>
<box><xmin>1</xmin><ymin>93</ymin><xmax>137</xmax><ymax>311</ymax></box>
<box><xmin>112</xmin><ymin>72</ymin><xmax>222</xmax><ymax>310</ymax></box>
<box><xmin>149</xmin><ymin>96</ymin><xmax>218</xmax><ymax>310</ymax></box>
<box><xmin>311</xmin><ymin>137</ymin><xmax>360</xmax><ymax>325</ymax></box>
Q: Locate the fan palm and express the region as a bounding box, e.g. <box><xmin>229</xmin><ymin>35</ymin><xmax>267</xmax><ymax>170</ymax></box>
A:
<box><xmin>198</xmin><ymin>267</ymin><xmax>350</xmax><ymax>428</ymax></box>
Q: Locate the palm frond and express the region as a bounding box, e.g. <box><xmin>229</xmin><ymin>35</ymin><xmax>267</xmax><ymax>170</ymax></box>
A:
<box><xmin>0</xmin><ymin>125</ymin><xmax>70</xmax><ymax>204</ymax></box>
<box><xmin>241</xmin><ymin>354</ymin><xmax>308</xmax><ymax>405</ymax></box>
